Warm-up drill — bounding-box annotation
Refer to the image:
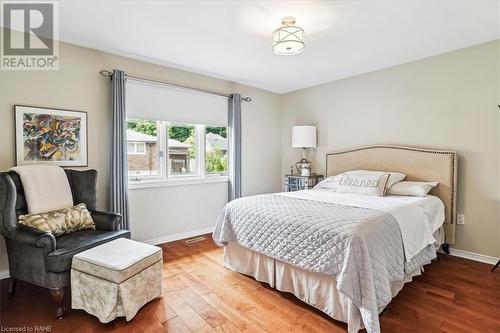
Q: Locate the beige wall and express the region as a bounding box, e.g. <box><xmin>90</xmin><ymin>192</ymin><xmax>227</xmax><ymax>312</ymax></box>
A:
<box><xmin>281</xmin><ymin>40</ymin><xmax>500</xmax><ymax>258</ymax></box>
<box><xmin>0</xmin><ymin>32</ymin><xmax>282</xmax><ymax>273</ymax></box>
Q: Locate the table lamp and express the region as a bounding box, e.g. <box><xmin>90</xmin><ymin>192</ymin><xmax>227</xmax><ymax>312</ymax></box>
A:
<box><xmin>292</xmin><ymin>125</ymin><xmax>317</xmax><ymax>176</ymax></box>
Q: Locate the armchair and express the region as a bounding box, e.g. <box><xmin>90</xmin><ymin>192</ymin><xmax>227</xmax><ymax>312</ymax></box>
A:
<box><xmin>0</xmin><ymin>169</ymin><xmax>131</xmax><ymax>318</ymax></box>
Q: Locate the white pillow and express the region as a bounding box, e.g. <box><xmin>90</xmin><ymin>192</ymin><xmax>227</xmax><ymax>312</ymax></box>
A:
<box><xmin>314</xmin><ymin>175</ymin><xmax>340</xmax><ymax>190</ymax></box>
<box><xmin>387</xmin><ymin>181</ymin><xmax>438</xmax><ymax>197</ymax></box>
<box><xmin>337</xmin><ymin>173</ymin><xmax>390</xmax><ymax>197</ymax></box>
<box><xmin>344</xmin><ymin>170</ymin><xmax>406</xmax><ymax>188</ymax></box>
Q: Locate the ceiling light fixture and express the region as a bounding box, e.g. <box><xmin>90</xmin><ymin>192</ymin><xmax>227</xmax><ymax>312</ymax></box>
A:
<box><xmin>272</xmin><ymin>16</ymin><xmax>305</xmax><ymax>55</ymax></box>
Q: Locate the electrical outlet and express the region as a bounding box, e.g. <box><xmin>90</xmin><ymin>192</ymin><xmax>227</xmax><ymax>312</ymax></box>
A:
<box><xmin>457</xmin><ymin>214</ymin><xmax>465</xmax><ymax>225</ymax></box>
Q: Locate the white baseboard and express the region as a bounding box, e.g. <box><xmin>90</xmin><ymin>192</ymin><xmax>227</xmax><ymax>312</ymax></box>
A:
<box><xmin>449</xmin><ymin>248</ymin><xmax>499</xmax><ymax>265</ymax></box>
<box><xmin>141</xmin><ymin>227</ymin><xmax>213</xmax><ymax>245</ymax></box>
<box><xmin>0</xmin><ymin>269</ymin><xmax>10</xmax><ymax>280</ymax></box>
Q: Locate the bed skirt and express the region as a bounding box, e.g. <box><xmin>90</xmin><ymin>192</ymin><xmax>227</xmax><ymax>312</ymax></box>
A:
<box><xmin>224</xmin><ymin>241</ymin><xmax>425</xmax><ymax>333</ymax></box>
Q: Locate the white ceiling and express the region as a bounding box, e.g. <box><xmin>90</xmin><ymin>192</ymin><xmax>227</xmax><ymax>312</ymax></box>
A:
<box><xmin>38</xmin><ymin>1</ymin><xmax>500</xmax><ymax>93</ymax></box>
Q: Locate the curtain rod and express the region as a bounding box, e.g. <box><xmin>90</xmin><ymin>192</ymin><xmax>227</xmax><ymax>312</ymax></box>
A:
<box><xmin>99</xmin><ymin>70</ymin><xmax>252</xmax><ymax>102</ymax></box>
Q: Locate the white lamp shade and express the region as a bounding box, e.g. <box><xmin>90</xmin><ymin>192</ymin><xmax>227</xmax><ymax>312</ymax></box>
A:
<box><xmin>292</xmin><ymin>126</ymin><xmax>317</xmax><ymax>148</ymax></box>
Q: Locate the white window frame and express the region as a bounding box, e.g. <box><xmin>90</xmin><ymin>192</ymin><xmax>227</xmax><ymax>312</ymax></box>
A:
<box><xmin>128</xmin><ymin>121</ymin><xmax>228</xmax><ymax>189</ymax></box>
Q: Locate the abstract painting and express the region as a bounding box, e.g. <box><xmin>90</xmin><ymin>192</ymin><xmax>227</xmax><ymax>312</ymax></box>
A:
<box><xmin>15</xmin><ymin>105</ymin><xmax>87</xmax><ymax>166</ymax></box>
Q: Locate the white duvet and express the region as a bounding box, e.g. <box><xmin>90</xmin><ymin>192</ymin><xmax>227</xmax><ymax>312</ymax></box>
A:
<box><xmin>279</xmin><ymin>189</ymin><xmax>445</xmax><ymax>262</ymax></box>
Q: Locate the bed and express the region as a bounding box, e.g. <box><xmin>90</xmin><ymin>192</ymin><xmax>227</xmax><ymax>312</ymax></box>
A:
<box><xmin>213</xmin><ymin>145</ymin><xmax>457</xmax><ymax>333</ymax></box>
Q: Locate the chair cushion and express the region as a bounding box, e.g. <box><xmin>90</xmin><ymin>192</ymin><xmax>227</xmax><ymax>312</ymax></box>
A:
<box><xmin>72</xmin><ymin>238</ymin><xmax>162</xmax><ymax>284</ymax></box>
<box><xmin>46</xmin><ymin>229</ymin><xmax>131</xmax><ymax>273</ymax></box>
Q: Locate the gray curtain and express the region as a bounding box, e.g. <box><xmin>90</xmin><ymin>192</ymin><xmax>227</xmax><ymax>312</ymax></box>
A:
<box><xmin>110</xmin><ymin>69</ymin><xmax>129</xmax><ymax>229</ymax></box>
<box><xmin>228</xmin><ymin>93</ymin><xmax>242</xmax><ymax>201</ymax></box>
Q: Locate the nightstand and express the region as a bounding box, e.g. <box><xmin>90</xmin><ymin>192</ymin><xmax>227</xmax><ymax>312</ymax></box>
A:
<box><xmin>284</xmin><ymin>174</ymin><xmax>324</xmax><ymax>192</ymax></box>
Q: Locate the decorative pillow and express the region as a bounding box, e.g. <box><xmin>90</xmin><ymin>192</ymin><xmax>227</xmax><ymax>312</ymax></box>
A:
<box><xmin>337</xmin><ymin>173</ymin><xmax>390</xmax><ymax>197</ymax></box>
<box><xmin>314</xmin><ymin>170</ymin><xmax>404</xmax><ymax>192</ymax></box>
<box><xmin>344</xmin><ymin>170</ymin><xmax>406</xmax><ymax>188</ymax></box>
<box><xmin>387</xmin><ymin>181</ymin><xmax>438</xmax><ymax>197</ymax></box>
<box><xmin>18</xmin><ymin>203</ymin><xmax>95</xmax><ymax>236</ymax></box>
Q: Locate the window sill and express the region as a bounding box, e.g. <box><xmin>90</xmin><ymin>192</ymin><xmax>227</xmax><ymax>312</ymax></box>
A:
<box><xmin>128</xmin><ymin>176</ymin><xmax>229</xmax><ymax>190</ymax></box>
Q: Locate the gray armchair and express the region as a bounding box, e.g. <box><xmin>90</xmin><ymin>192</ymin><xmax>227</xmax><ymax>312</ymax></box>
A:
<box><xmin>0</xmin><ymin>169</ymin><xmax>131</xmax><ymax>318</ymax></box>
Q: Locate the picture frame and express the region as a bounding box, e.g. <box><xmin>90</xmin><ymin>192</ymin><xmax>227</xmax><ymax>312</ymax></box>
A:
<box><xmin>15</xmin><ymin>105</ymin><xmax>88</xmax><ymax>167</ymax></box>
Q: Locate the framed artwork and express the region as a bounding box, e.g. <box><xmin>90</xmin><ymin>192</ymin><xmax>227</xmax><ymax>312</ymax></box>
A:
<box><xmin>15</xmin><ymin>105</ymin><xmax>88</xmax><ymax>167</ymax></box>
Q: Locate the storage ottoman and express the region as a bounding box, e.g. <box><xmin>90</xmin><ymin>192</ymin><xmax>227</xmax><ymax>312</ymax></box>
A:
<box><xmin>71</xmin><ymin>238</ymin><xmax>163</xmax><ymax>323</ymax></box>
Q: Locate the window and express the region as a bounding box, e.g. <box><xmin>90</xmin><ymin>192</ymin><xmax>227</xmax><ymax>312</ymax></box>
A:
<box><xmin>126</xmin><ymin>79</ymin><xmax>229</xmax><ymax>187</ymax></box>
<box><xmin>168</xmin><ymin>124</ymin><xmax>198</xmax><ymax>176</ymax></box>
<box><xmin>126</xmin><ymin>119</ymin><xmax>160</xmax><ymax>178</ymax></box>
<box><xmin>126</xmin><ymin>118</ymin><xmax>228</xmax><ymax>185</ymax></box>
<box><xmin>205</xmin><ymin>126</ymin><xmax>228</xmax><ymax>175</ymax></box>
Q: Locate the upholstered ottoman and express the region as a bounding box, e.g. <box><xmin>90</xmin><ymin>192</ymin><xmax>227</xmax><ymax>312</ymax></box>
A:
<box><xmin>71</xmin><ymin>238</ymin><xmax>163</xmax><ymax>323</ymax></box>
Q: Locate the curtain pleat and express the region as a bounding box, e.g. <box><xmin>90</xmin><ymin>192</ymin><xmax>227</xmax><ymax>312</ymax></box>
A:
<box><xmin>110</xmin><ymin>69</ymin><xmax>129</xmax><ymax>230</ymax></box>
<box><xmin>228</xmin><ymin>93</ymin><xmax>242</xmax><ymax>201</ymax></box>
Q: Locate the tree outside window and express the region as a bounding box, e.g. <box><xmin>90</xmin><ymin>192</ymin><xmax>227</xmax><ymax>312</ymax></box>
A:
<box><xmin>205</xmin><ymin>126</ymin><xmax>228</xmax><ymax>174</ymax></box>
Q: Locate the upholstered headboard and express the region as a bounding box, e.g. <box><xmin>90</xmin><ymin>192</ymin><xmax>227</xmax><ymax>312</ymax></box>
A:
<box><xmin>326</xmin><ymin>145</ymin><xmax>458</xmax><ymax>244</ymax></box>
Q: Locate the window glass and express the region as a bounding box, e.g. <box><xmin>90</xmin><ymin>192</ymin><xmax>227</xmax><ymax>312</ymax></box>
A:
<box><xmin>126</xmin><ymin>119</ymin><xmax>159</xmax><ymax>177</ymax></box>
<box><xmin>205</xmin><ymin>126</ymin><xmax>228</xmax><ymax>174</ymax></box>
<box><xmin>168</xmin><ymin>124</ymin><xmax>198</xmax><ymax>176</ymax></box>
<box><xmin>127</xmin><ymin>143</ymin><xmax>135</xmax><ymax>153</ymax></box>
<box><xmin>136</xmin><ymin>142</ymin><xmax>146</xmax><ymax>153</ymax></box>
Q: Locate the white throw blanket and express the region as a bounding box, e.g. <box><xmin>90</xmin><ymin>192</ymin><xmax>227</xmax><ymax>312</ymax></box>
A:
<box><xmin>10</xmin><ymin>165</ymin><xmax>73</xmax><ymax>213</ymax></box>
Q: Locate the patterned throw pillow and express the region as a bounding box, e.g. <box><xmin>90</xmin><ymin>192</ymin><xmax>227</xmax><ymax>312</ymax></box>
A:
<box><xmin>315</xmin><ymin>170</ymin><xmax>405</xmax><ymax>192</ymax></box>
<box><xmin>337</xmin><ymin>173</ymin><xmax>390</xmax><ymax>197</ymax></box>
<box><xmin>18</xmin><ymin>203</ymin><xmax>95</xmax><ymax>236</ymax></box>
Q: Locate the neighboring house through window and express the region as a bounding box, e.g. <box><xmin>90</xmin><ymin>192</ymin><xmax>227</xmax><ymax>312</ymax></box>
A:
<box><xmin>127</xmin><ymin>129</ymin><xmax>158</xmax><ymax>176</ymax></box>
<box><xmin>168</xmin><ymin>123</ymin><xmax>197</xmax><ymax>176</ymax></box>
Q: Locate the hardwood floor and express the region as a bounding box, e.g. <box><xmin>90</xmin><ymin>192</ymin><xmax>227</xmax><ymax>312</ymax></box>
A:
<box><xmin>1</xmin><ymin>235</ymin><xmax>499</xmax><ymax>333</ymax></box>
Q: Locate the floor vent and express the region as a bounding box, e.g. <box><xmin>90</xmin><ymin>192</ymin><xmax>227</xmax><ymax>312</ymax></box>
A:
<box><xmin>184</xmin><ymin>236</ymin><xmax>206</xmax><ymax>244</ymax></box>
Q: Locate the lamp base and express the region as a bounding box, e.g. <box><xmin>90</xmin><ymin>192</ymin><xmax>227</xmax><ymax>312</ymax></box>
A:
<box><xmin>296</xmin><ymin>158</ymin><xmax>312</xmax><ymax>176</ymax></box>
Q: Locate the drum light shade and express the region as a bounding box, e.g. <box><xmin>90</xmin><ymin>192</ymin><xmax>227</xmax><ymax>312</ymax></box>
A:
<box><xmin>272</xmin><ymin>16</ymin><xmax>305</xmax><ymax>55</ymax></box>
<box><xmin>292</xmin><ymin>126</ymin><xmax>317</xmax><ymax>148</ymax></box>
